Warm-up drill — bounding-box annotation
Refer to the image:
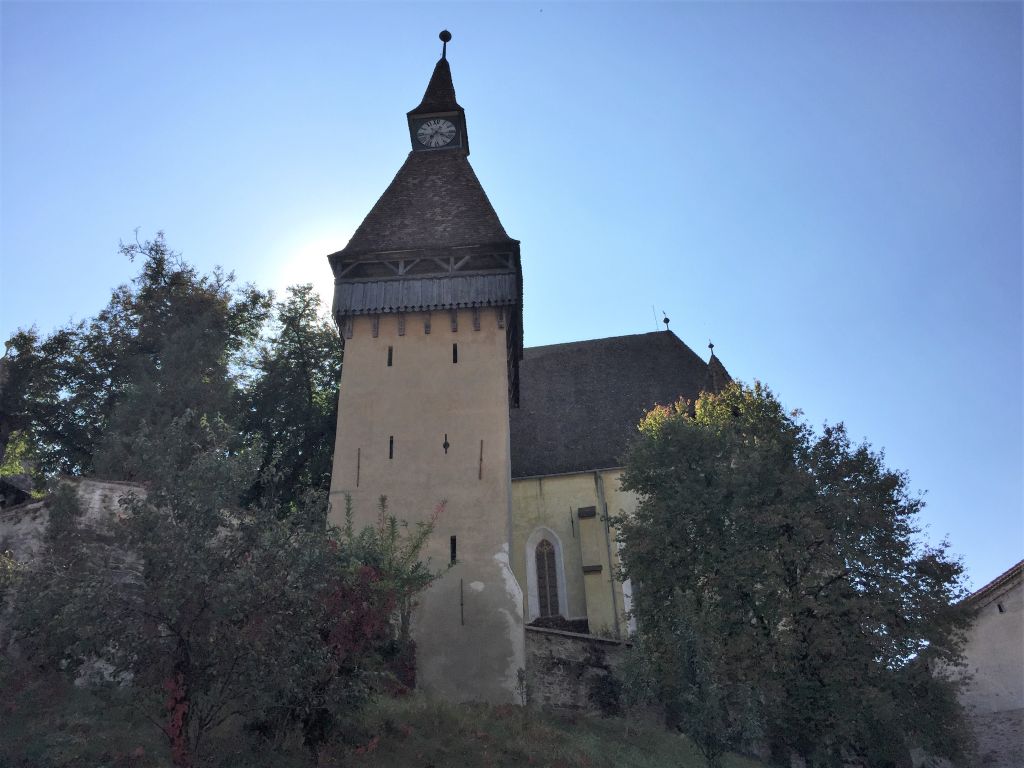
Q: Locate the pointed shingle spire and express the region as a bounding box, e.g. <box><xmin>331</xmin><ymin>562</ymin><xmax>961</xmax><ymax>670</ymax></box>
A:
<box><xmin>409</xmin><ymin>31</ymin><xmax>463</xmax><ymax>115</ymax></box>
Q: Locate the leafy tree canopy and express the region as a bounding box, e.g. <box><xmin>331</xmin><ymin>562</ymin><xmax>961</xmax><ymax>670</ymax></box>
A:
<box><xmin>618</xmin><ymin>381</ymin><xmax>972</xmax><ymax>768</ymax></box>
<box><xmin>1</xmin><ymin>233</ymin><xmax>271</xmax><ymax>478</ymax></box>
<box><xmin>242</xmin><ymin>283</ymin><xmax>344</xmax><ymax>515</ymax></box>
<box><xmin>1</xmin><ymin>232</ymin><xmax>344</xmax><ymax>511</ymax></box>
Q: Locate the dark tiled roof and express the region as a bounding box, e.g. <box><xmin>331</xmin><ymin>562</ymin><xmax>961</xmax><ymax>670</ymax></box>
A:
<box><xmin>337</xmin><ymin>152</ymin><xmax>512</xmax><ymax>257</ymax></box>
<box><xmin>409</xmin><ymin>57</ymin><xmax>462</xmax><ymax>115</ymax></box>
<box><xmin>510</xmin><ymin>332</ymin><xmax>718</xmax><ymax>478</ymax></box>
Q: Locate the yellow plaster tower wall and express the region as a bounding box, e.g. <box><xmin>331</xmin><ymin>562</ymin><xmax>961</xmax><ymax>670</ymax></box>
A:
<box><xmin>329</xmin><ymin>308</ymin><xmax>525</xmax><ymax>703</ymax></box>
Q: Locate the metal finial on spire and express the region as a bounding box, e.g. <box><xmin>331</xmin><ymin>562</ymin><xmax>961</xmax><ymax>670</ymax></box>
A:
<box><xmin>708</xmin><ymin>340</ymin><xmax>715</xmax><ymax>355</ymax></box>
<box><xmin>662</xmin><ymin>312</ymin><xmax>670</xmax><ymax>331</ymax></box>
<box><xmin>440</xmin><ymin>29</ymin><xmax>452</xmax><ymax>59</ymax></box>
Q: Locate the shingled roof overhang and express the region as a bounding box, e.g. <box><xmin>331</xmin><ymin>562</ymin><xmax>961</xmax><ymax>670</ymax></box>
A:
<box><xmin>510</xmin><ymin>332</ymin><xmax>721</xmax><ymax>478</ymax></box>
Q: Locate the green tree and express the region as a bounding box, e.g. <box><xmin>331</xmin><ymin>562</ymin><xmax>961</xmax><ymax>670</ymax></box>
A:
<box><xmin>338</xmin><ymin>494</ymin><xmax>446</xmax><ymax>688</ymax></box>
<box><xmin>618</xmin><ymin>382</ymin><xmax>972</xmax><ymax>768</ymax></box>
<box><xmin>12</xmin><ymin>413</ymin><xmax>433</xmax><ymax>767</ymax></box>
<box><xmin>242</xmin><ymin>284</ymin><xmax>344</xmax><ymax>514</ymax></box>
<box><xmin>2</xmin><ymin>237</ymin><xmax>347</xmax><ymax>515</ymax></box>
<box><xmin>92</xmin><ymin>233</ymin><xmax>271</xmax><ymax>479</ymax></box>
<box><xmin>1</xmin><ymin>325</ymin><xmax>105</xmax><ymax>478</ymax></box>
<box><xmin>1</xmin><ymin>232</ymin><xmax>272</xmax><ymax>482</ymax></box>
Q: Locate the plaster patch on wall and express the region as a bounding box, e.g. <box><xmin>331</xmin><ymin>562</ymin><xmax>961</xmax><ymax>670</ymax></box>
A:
<box><xmin>493</xmin><ymin>544</ymin><xmax>526</xmax><ymax>693</ymax></box>
<box><xmin>493</xmin><ymin>543</ymin><xmax>523</xmax><ymax>602</ymax></box>
<box><xmin>469</xmin><ymin>581</ymin><xmax>485</xmax><ymax>592</ymax></box>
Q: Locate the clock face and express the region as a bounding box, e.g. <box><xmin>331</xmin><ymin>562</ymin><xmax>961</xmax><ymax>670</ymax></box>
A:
<box><xmin>416</xmin><ymin>118</ymin><xmax>458</xmax><ymax>148</ymax></box>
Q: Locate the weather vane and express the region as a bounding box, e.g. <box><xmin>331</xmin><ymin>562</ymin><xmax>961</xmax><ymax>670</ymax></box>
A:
<box><xmin>440</xmin><ymin>29</ymin><xmax>452</xmax><ymax>59</ymax></box>
<box><xmin>708</xmin><ymin>340</ymin><xmax>715</xmax><ymax>354</ymax></box>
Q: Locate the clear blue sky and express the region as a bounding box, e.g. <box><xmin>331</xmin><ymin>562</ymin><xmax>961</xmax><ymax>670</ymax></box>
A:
<box><xmin>2</xmin><ymin>2</ymin><xmax>1020</xmax><ymax>589</ymax></box>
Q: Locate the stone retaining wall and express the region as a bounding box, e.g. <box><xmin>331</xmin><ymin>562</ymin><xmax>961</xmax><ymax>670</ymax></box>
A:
<box><xmin>0</xmin><ymin>479</ymin><xmax>145</xmax><ymax>653</ymax></box>
<box><xmin>524</xmin><ymin>625</ymin><xmax>628</xmax><ymax>714</ymax></box>
<box><xmin>0</xmin><ymin>478</ymin><xmax>144</xmax><ymax>562</ymax></box>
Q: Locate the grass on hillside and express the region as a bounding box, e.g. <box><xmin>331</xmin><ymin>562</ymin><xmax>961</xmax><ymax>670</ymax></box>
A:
<box><xmin>0</xmin><ymin>675</ymin><xmax>762</xmax><ymax>768</ymax></box>
<box><xmin>0</xmin><ymin>672</ymin><xmax>166</xmax><ymax>768</ymax></box>
<box><xmin>338</xmin><ymin>694</ymin><xmax>763</xmax><ymax>768</ymax></box>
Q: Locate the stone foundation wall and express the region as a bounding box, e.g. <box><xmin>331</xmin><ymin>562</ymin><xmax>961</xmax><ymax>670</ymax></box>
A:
<box><xmin>524</xmin><ymin>625</ymin><xmax>628</xmax><ymax>714</ymax></box>
<box><xmin>0</xmin><ymin>478</ymin><xmax>144</xmax><ymax>562</ymax></box>
<box><xmin>968</xmin><ymin>708</ymin><xmax>1023</xmax><ymax>768</ymax></box>
<box><xmin>0</xmin><ymin>479</ymin><xmax>146</xmax><ymax>659</ymax></box>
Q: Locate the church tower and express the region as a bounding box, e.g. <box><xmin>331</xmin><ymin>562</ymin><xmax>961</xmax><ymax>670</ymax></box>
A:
<box><xmin>327</xmin><ymin>32</ymin><xmax>525</xmax><ymax>703</ymax></box>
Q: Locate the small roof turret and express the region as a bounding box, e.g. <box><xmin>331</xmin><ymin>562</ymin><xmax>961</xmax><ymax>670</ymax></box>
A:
<box><xmin>404</xmin><ymin>31</ymin><xmax>469</xmax><ymax>155</ymax></box>
<box><xmin>706</xmin><ymin>342</ymin><xmax>733</xmax><ymax>393</ymax></box>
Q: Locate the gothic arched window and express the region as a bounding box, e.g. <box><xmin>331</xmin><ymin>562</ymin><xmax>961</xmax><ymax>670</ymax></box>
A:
<box><xmin>535</xmin><ymin>539</ymin><xmax>559</xmax><ymax>618</ymax></box>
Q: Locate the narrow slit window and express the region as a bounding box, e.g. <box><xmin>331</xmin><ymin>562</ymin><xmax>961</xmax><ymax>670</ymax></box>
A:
<box><xmin>388</xmin><ymin>436</ymin><xmax>394</xmax><ymax>459</ymax></box>
<box><xmin>535</xmin><ymin>539</ymin><xmax>559</xmax><ymax>618</ymax></box>
<box><xmin>452</xmin><ymin>343</ymin><xmax>458</xmax><ymax>364</ymax></box>
<box><xmin>387</xmin><ymin>346</ymin><xmax>393</xmax><ymax>367</ymax></box>
<box><xmin>450</xmin><ymin>535</ymin><xmax>457</xmax><ymax>564</ymax></box>
<box><xmin>997</xmin><ymin>602</ymin><xmax>1006</xmax><ymax>614</ymax></box>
